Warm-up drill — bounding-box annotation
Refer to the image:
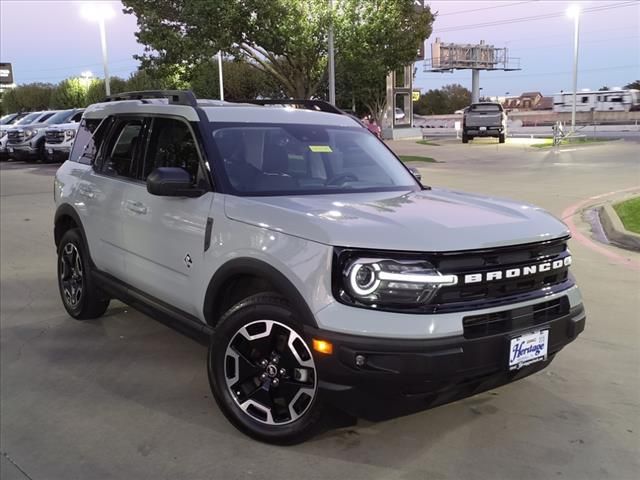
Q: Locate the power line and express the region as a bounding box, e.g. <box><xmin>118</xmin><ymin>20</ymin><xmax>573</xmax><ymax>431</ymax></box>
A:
<box><xmin>420</xmin><ymin>64</ymin><xmax>639</xmax><ymax>79</ymax></box>
<box><xmin>435</xmin><ymin>1</ymin><xmax>535</xmax><ymax>17</ymax></box>
<box><xmin>433</xmin><ymin>1</ymin><xmax>638</xmax><ymax>33</ymax></box>
<box><xmin>508</xmin><ymin>35</ymin><xmax>640</xmax><ymax>52</ymax></box>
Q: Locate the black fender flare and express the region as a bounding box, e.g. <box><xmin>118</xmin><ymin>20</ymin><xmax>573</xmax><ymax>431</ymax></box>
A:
<box><xmin>53</xmin><ymin>204</ymin><xmax>93</xmax><ymax>263</ymax></box>
<box><xmin>203</xmin><ymin>257</ymin><xmax>318</xmax><ymax>329</ymax></box>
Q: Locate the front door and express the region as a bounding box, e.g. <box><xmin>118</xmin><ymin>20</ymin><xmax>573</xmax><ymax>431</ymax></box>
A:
<box><xmin>120</xmin><ymin>116</ymin><xmax>214</xmax><ymax>316</ymax></box>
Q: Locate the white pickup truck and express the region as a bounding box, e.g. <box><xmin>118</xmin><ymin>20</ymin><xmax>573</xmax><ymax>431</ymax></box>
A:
<box><xmin>462</xmin><ymin>102</ymin><xmax>507</xmax><ymax>144</ymax></box>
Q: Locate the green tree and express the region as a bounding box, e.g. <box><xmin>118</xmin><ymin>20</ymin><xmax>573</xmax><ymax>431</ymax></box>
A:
<box><xmin>332</xmin><ymin>0</ymin><xmax>433</xmax><ymax>122</ymax></box>
<box><xmin>51</xmin><ymin>78</ymin><xmax>87</xmax><ymax>109</ymax></box>
<box><xmin>598</xmin><ymin>86</ymin><xmax>610</xmax><ymax>91</ymax></box>
<box><xmin>414</xmin><ymin>84</ymin><xmax>471</xmax><ymax>115</ymax></box>
<box><xmin>122</xmin><ymin>0</ymin><xmax>331</xmax><ymax>98</ymax></box>
<box><xmin>122</xmin><ymin>0</ymin><xmax>433</xmax><ymax>103</ymax></box>
<box><xmin>624</xmin><ymin>80</ymin><xmax>640</xmax><ymax>90</ymax></box>
<box><xmin>85</xmin><ymin>77</ymin><xmax>128</xmax><ymax>106</ymax></box>
<box><xmin>0</xmin><ymin>83</ymin><xmax>54</xmax><ymax>111</ymax></box>
<box><xmin>189</xmin><ymin>59</ymin><xmax>284</xmax><ymax>100</ymax></box>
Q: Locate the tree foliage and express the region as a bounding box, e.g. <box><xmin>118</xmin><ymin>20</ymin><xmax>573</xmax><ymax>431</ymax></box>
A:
<box><xmin>624</xmin><ymin>80</ymin><xmax>640</xmax><ymax>90</ymax></box>
<box><xmin>1</xmin><ymin>83</ymin><xmax>53</xmax><ymax>112</ymax></box>
<box><xmin>335</xmin><ymin>1</ymin><xmax>433</xmax><ymax>121</ymax></box>
<box><xmin>121</xmin><ymin>0</ymin><xmax>434</xmax><ymax>104</ymax></box>
<box><xmin>414</xmin><ymin>84</ymin><xmax>471</xmax><ymax>115</ymax></box>
<box><xmin>50</xmin><ymin>78</ymin><xmax>88</xmax><ymax>109</ymax></box>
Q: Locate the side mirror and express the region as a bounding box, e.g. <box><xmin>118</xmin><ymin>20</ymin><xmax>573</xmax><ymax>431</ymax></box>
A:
<box><xmin>146</xmin><ymin>167</ymin><xmax>204</xmax><ymax>198</ymax></box>
<box><xmin>408</xmin><ymin>167</ymin><xmax>422</xmax><ymax>183</ymax></box>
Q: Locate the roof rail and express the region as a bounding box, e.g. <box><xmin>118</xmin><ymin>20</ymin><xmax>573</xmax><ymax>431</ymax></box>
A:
<box><xmin>102</xmin><ymin>90</ymin><xmax>198</xmax><ymax>107</ymax></box>
<box><xmin>238</xmin><ymin>99</ymin><xmax>345</xmax><ymax>115</ymax></box>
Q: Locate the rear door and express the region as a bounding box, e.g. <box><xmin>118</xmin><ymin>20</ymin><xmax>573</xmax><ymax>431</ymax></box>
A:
<box><xmin>120</xmin><ymin>116</ymin><xmax>214</xmax><ymax>315</ymax></box>
<box><xmin>81</xmin><ymin>116</ymin><xmax>147</xmax><ymax>280</ymax></box>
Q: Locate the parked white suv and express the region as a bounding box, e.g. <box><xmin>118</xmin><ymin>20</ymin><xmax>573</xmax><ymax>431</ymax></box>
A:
<box><xmin>44</xmin><ymin>109</ymin><xmax>84</xmax><ymax>163</ymax></box>
<box><xmin>54</xmin><ymin>90</ymin><xmax>585</xmax><ymax>444</ymax></box>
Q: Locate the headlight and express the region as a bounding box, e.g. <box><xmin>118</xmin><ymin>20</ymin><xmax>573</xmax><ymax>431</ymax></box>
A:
<box><xmin>24</xmin><ymin>129</ymin><xmax>38</xmax><ymax>139</ymax></box>
<box><xmin>64</xmin><ymin>129</ymin><xmax>76</xmax><ymax>140</ymax></box>
<box><xmin>336</xmin><ymin>254</ymin><xmax>457</xmax><ymax>310</ymax></box>
<box><xmin>0</xmin><ymin>130</ymin><xmax>6</xmax><ymax>139</ymax></box>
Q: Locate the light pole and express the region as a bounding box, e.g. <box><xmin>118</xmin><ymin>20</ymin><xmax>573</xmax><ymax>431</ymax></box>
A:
<box><xmin>81</xmin><ymin>2</ymin><xmax>115</xmax><ymax>96</ymax></box>
<box><xmin>328</xmin><ymin>0</ymin><xmax>336</xmax><ymax>105</ymax></box>
<box><xmin>218</xmin><ymin>51</ymin><xmax>224</xmax><ymax>101</ymax></box>
<box><xmin>567</xmin><ymin>4</ymin><xmax>581</xmax><ymax>134</ymax></box>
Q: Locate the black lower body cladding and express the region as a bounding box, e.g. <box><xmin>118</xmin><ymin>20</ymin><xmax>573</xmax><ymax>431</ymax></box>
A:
<box><xmin>307</xmin><ymin>302</ymin><xmax>585</xmax><ymax>421</ymax></box>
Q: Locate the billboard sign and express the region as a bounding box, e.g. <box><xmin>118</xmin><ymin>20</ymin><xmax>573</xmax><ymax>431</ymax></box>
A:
<box><xmin>0</xmin><ymin>63</ymin><xmax>14</xmax><ymax>85</ymax></box>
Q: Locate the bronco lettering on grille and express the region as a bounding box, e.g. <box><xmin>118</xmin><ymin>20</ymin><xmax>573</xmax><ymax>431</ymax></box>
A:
<box><xmin>463</xmin><ymin>256</ymin><xmax>571</xmax><ymax>284</ymax></box>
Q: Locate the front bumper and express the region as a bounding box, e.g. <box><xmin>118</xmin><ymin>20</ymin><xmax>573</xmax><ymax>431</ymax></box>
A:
<box><xmin>7</xmin><ymin>144</ymin><xmax>40</xmax><ymax>161</ymax></box>
<box><xmin>308</xmin><ymin>303</ymin><xmax>585</xmax><ymax>420</ymax></box>
<box><xmin>44</xmin><ymin>146</ymin><xmax>71</xmax><ymax>163</ymax></box>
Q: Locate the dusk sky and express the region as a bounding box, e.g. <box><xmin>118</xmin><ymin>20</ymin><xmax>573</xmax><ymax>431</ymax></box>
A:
<box><xmin>1</xmin><ymin>0</ymin><xmax>639</xmax><ymax>97</ymax></box>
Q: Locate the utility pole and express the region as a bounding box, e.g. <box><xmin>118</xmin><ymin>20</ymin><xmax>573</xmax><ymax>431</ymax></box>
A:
<box><xmin>218</xmin><ymin>51</ymin><xmax>224</xmax><ymax>101</ymax></box>
<box><xmin>567</xmin><ymin>5</ymin><xmax>581</xmax><ymax>134</ymax></box>
<box><xmin>328</xmin><ymin>0</ymin><xmax>336</xmax><ymax>105</ymax></box>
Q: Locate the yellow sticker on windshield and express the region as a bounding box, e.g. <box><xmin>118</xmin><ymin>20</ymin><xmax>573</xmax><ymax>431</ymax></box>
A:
<box><xmin>309</xmin><ymin>145</ymin><xmax>332</xmax><ymax>153</ymax></box>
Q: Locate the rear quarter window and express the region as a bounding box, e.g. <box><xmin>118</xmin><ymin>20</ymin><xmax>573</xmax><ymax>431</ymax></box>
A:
<box><xmin>68</xmin><ymin>118</ymin><xmax>108</xmax><ymax>165</ymax></box>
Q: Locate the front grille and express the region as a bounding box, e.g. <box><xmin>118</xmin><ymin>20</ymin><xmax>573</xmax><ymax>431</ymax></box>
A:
<box><xmin>46</xmin><ymin>130</ymin><xmax>65</xmax><ymax>144</ymax></box>
<box><xmin>430</xmin><ymin>237</ymin><xmax>571</xmax><ymax>311</ymax></box>
<box><xmin>463</xmin><ymin>297</ymin><xmax>570</xmax><ymax>339</ymax></box>
<box><xmin>7</xmin><ymin>131</ymin><xmax>24</xmax><ymax>144</ymax></box>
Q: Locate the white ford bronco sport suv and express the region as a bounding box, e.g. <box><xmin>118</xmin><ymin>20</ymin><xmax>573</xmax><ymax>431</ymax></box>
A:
<box><xmin>54</xmin><ymin>90</ymin><xmax>585</xmax><ymax>444</ymax></box>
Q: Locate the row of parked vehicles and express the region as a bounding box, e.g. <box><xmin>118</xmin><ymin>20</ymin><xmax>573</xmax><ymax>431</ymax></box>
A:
<box><xmin>0</xmin><ymin>108</ymin><xmax>84</xmax><ymax>163</ymax></box>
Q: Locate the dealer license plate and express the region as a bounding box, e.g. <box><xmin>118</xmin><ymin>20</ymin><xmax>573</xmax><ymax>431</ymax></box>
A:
<box><xmin>8</xmin><ymin>147</ymin><xmax>14</xmax><ymax>153</ymax></box>
<box><xmin>480</xmin><ymin>126</ymin><xmax>487</xmax><ymax>131</ymax></box>
<box><xmin>47</xmin><ymin>148</ymin><xmax>53</xmax><ymax>154</ymax></box>
<box><xmin>508</xmin><ymin>329</ymin><xmax>548</xmax><ymax>371</ymax></box>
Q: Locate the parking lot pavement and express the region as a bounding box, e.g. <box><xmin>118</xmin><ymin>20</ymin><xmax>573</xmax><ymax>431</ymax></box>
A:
<box><xmin>1</xmin><ymin>148</ymin><xmax>639</xmax><ymax>480</ymax></box>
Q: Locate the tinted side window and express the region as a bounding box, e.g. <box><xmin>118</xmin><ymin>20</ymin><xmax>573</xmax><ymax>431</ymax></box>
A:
<box><xmin>101</xmin><ymin>120</ymin><xmax>144</xmax><ymax>180</ymax></box>
<box><xmin>68</xmin><ymin>118</ymin><xmax>105</xmax><ymax>165</ymax></box>
<box><xmin>71</xmin><ymin>112</ymin><xmax>83</xmax><ymax>123</ymax></box>
<box><xmin>142</xmin><ymin>117</ymin><xmax>202</xmax><ymax>185</ymax></box>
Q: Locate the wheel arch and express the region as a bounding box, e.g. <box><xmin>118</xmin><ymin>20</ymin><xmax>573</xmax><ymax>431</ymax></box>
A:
<box><xmin>203</xmin><ymin>258</ymin><xmax>318</xmax><ymax>329</ymax></box>
<box><xmin>54</xmin><ymin>204</ymin><xmax>90</xmax><ymax>258</ymax></box>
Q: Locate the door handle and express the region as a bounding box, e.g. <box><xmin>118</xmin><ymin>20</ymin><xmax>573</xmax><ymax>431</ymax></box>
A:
<box><xmin>125</xmin><ymin>201</ymin><xmax>148</xmax><ymax>215</ymax></box>
<box><xmin>78</xmin><ymin>184</ymin><xmax>95</xmax><ymax>199</ymax></box>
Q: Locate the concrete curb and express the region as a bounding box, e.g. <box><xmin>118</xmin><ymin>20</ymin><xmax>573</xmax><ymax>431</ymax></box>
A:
<box><xmin>598</xmin><ymin>203</ymin><xmax>640</xmax><ymax>252</ymax></box>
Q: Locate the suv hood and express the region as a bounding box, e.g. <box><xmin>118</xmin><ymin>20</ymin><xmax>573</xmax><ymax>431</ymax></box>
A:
<box><xmin>46</xmin><ymin>122</ymin><xmax>79</xmax><ymax>131</ymax></box>
<box><xmin>224</xmin><ymin>189</ymin><xmax>570</xmax><ymax>252</ymax></box>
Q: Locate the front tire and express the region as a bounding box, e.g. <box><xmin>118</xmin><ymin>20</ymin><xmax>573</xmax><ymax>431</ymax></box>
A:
<box><xmin>57</xmin><ymin>228</ymin><xmax>110</xmax><ymax>319</ymax></box>
<box><xmin>499</xmin><ymin>133</ymin><xmax>506</xmax><ymax>144</ymax></box>
<box><xmin>462</xmin><ymin>132</ymin><xmax>469</xmax><ymax>143</ymax></box>
<box><xmin>208</xmin><ymin>294</ymin><xmax>324</xmax><ymax>444</ymax></box>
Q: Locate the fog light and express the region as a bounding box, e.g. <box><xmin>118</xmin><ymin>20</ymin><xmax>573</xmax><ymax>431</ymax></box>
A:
<box><xmin>355</xmin><ymin>354</ymin><xmax>366</xmax><ymax>367</ymax></box>
<box><xmin>312</xmin><ymin>339</ymin><xmax>333</xmax><ymax>355</ymax></box>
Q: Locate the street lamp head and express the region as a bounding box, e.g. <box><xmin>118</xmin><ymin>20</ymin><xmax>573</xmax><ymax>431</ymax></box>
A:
<box><xmin>81</xmin><ymin>2</ymin><xmax>116</xmax><ymax>22</ymax></box>
<box><xmin>566</xmin><ymin>4</ymin><xmax>581</xmax><ymax>19</ymax></box>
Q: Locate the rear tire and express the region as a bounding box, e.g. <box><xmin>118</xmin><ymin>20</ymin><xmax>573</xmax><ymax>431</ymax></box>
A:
<box><xmin>208</xmin><ymin>293</ymin><xmax>324</xmax><ymax>444</ymax></box>
<box><xmin>462</xmin><ymin>133</ymin><xmax>469</xmax><ymax>143</ymax></box>
<box><xmin>499</xmin><ymin>134</ymin><xmax>506</xmax><ymax>144</ymax></box>
<box><xmin>57</xmin><ymin>228</ymin><xmax>110</xmax><ymax>320</ymax></box>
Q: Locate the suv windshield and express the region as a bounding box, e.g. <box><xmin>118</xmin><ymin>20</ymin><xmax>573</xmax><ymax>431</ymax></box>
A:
<box><xmin>43</xmin><ymin>110</ymin><xmax>72</xmax><ymax>124</ymax></box>
<box><xmin>13</xmin><ymin>112</ymin><xmax>42</xmax><ymax>126</ymax></box>
<box><xmin>212</xmin><ymin>124</ymin><xmax>418</xmax><ymax>196</ymax></box>
<box><xmin>0</xmin><ymin>114</ymin><xmax>18</xmax><ymax>125</ymax></box>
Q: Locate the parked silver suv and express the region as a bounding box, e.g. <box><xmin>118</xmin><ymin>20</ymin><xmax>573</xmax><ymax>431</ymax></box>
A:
<box><xmin>54</xmin><ymin>91</ymin><xmax>585</xmax><ymax>444</ymax></box>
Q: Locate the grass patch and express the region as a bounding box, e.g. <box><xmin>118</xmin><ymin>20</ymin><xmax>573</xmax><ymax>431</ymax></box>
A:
<box><xmin>416</xmin><ymin>139</ymin><xmax>441</xmax><ymax>146</ymax></box>
<box><xmin>613</xmin><ymin>197</ymin><xmax>640</xmax><ymax>234</ymax></box>
<box><xmin>399</xmin><ymin>155</ymin><xmax>438</xmax><ymax>163</ymax></box>
<box><xmin>530</xmin><ymin>137</ymin><xmax>618</xmax><ymax>149</ymax></box>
